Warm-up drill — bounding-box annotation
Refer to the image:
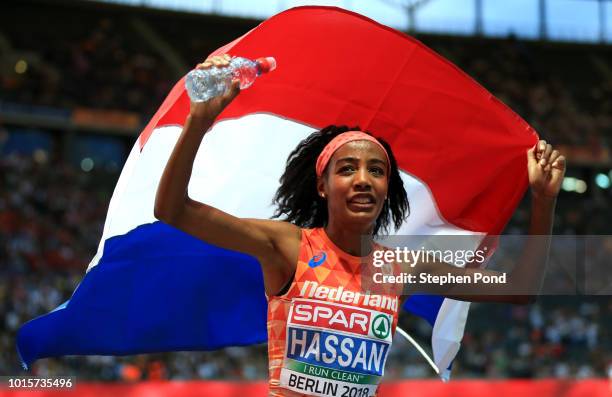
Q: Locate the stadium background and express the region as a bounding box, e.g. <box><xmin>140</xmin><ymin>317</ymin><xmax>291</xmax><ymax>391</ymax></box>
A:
<box><xmin>0</xmin><ymin>0</ymin><xmax>610</xmax><ymax>395</ymax></box>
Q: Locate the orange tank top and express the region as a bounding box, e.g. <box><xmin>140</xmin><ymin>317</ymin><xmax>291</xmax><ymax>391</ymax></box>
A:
<box><xmin>267</xmin><ymin>228</ymin><xmax>400</xmax><ymax>397</ymax></box>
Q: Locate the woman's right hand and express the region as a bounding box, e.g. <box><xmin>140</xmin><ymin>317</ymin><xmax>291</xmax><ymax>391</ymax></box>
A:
<box><xmin>189</xmin><ymin>54</ymin><xmax>241</xmax><ymax>122</ymax></box>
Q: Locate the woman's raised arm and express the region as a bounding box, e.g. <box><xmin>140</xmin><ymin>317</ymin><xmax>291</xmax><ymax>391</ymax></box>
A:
<box><xmin>406</xmin><ymin>140</ymin><xmax>566</xmax><ymax>304</ymax></box>
<box><xmin>153</xmin><ymin>54</ymin><xmax>300</xmax><ymax>295</ymax></box>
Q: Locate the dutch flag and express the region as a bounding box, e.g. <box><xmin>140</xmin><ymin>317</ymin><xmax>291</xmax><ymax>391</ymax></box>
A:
<box><xmin>17</xmin><ymin>6</ymin><xmax>537</xmax><ymax>381</ymax></box>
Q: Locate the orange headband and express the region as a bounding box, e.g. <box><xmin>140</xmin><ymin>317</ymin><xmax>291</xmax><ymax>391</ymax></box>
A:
<box><xmin>315</xmin><ymin>131</ymin><xmax>390</xmax><ymax>177</ymax></box>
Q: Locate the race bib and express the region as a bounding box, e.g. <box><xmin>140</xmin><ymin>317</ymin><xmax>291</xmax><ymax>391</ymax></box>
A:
<box><xmin>280</xmin><ymin>298</ymin><xmax>393</xmax><ymax>397</ymax></box>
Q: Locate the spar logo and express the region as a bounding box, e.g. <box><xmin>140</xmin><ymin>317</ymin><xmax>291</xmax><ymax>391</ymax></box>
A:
<box><xmin>308</xmin><ymin>251</ymin><xmax>327</xmax><ymax>268</ymax></box>
<box><xmin>291</xmin><ymin>301</ymin><xmax>370</xmax><ymax>335</ymax></box>
<box><xmin>288</xmin><ymin>299</ymin><xmax>394</xmax><ymax>343</ymax></box>
<box><xmin>371</xmin><ymin>314</ymin><xmax>391</xmax><ymax>339</ymax></box>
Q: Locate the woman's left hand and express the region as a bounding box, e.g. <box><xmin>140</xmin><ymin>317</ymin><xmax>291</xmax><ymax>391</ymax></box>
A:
<box><xmin>527</xmin><ymin>140</ymin><xmax>566</xmax><ymax>200</ymax></box>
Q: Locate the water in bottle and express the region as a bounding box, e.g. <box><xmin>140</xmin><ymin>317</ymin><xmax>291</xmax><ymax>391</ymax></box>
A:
<box><xmin>185</xmin><ymin>56</ymin><xmax>277</xmax><ymax>102</ymax></box>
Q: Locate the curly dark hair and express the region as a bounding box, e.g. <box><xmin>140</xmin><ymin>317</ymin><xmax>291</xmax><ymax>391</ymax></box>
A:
<box><xmin>272</xmin><ymin>125</ymin><xmax>409</xmax><ymax>235</ymax></box>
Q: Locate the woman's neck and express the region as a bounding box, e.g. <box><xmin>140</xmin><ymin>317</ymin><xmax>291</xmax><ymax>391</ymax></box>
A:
<box><xmin>324</xmin><ymin>223</ymin><xmax>374</xmax><ymax>257</ymax></box>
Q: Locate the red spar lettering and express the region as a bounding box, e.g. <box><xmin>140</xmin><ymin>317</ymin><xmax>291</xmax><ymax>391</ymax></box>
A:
<box><xmin>291</xmin><ymin>302</ymin><xmax>370</xmax><ymax>334</ymax></box>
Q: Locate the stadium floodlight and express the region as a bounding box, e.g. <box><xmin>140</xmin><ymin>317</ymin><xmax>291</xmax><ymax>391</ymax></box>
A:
<box><xmin>80</xmin><ymin>158</ymin><xmax>95</xmax><ymax>172</ymax></box>
<box><xmin>14</xmin><ymin>60</ymin><xmax>28</xmax><ymax>74</ymax></box>
<box><xmin>562</xmin><ymin>177</ymin><xmax>577</xmax><ymax>192</ymax></box>
<box><xmin>595</xmin><ymin>173</ymin><xmax>611</xmax><ymax>189</ymax></box>
<box><xmin>575</xmin><ymin>179</ymin><xmax>588</xmax><ymax>194</ymax></box>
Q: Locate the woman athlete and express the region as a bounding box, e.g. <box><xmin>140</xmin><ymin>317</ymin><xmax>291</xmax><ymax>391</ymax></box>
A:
<box><xmin>154</xmin><ymin>54</ymin><xmax>566</xmax><ymax>397</ymax></box>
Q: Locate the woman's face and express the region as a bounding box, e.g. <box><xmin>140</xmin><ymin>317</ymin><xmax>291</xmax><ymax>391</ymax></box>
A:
<box><xmin>318</xmin><ymin>140</ymin><xmax>389</xmax><ymax>230</ymax></box>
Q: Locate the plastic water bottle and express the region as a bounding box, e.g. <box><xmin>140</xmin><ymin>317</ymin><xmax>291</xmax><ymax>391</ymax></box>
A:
<box><xmin>185</xmin><ymin>56</ymin><xmax>277</xmax><ymax>102</ymax></box>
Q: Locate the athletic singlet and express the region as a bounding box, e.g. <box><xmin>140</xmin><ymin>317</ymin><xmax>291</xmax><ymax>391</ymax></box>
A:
<box><xmin>267</xmin><ymin>228</ymin><xmax>400</xmax><ymax>397</ymax></box>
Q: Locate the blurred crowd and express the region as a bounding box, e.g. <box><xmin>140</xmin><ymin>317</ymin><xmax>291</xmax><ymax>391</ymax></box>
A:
<box><xmin>390</xmin><ymin>297</ymin><xmax>610</xmax><ymax>379</ymax></box>
<box><xmin>0</xmin><ymin>0</ymin><xmax>610</xmax><ymax>383</ymax></box>
<box><xmin>0</xmin><ymin>8</ymin><xmax>174</xmax><ymax>117</ymax></box>
<box><xmin>0</xmin><ymin>153</ymin><xmax>610</xmax><ymax>380</ymax></box>
<box><xmin>436</xmin><ymin>36</ymin><xmax>612</xmax><ymax>151</ymax></box>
